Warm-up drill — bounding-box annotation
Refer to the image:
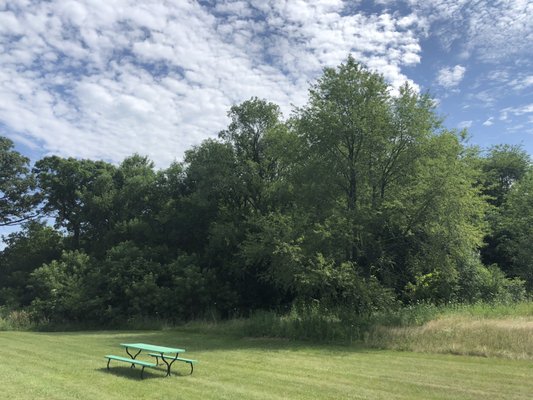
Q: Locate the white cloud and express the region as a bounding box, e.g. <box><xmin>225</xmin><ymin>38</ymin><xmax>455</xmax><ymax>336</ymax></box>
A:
<box><xmin>501</xmin><ymin>104</ymin><xmax>533</xmax><ymax>116</ymax></box>
<box><xmin>499</xmin><ymin>104</ymin><xmax>533</xmax><ymax>123</ymax></box>
<box><xmin>407</xmin><ymin>0</ymin><xmax>533</xmax><ymax>63</ymax></box>
<box><xmin>436</xmin><ymin>65</ymin><xmax>466</xmax><ymax>88</ymax></box>
<box><xmin>0</xmin><ymin>0</ymin><xmax>425</xmax><ymax>166</ymax></box>
<box><xmin>482</xmin><ymin>117</ymin><xmax>494</xmax><ymax>126</ymax></box>
<box><xmin>510</xmin><ymin>75</ymin><xmax>533</xmax><ymax>91</ymax></box>
<box><xmin>457</xmin><ymin>120</ymin><xmax>472</xmax><ymax>129</ymax></box>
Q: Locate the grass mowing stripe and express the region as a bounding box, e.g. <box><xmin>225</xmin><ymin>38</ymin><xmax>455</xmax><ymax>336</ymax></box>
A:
<box><xmin>1</xmin><ymin>330</ymin><xmax>532</xmax><ymax>400</ymax></box>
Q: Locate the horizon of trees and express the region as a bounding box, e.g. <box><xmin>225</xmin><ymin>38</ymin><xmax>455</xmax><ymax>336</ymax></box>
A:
<box><xmin>1</xmin><ymin>56</ymin><xmax>531</xmax><ymax>324</ymax></box>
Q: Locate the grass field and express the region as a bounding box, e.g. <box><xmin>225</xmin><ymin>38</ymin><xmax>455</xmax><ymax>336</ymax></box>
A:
<box><xmin>366</xmin><ymin>315</ymin><xmax>533</xmax><ymax>359</ymax></box>
<box><xmin>1</xmin><ymin>329</ymin><xmax>532</xmax><ymax>400</ymax></box>
<box><xmin>364</xmin><ymin>302</ymin><xmax>533</xmax><ymax>359</ymax></box>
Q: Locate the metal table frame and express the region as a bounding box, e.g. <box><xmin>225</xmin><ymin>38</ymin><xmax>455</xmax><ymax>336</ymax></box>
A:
<box><xmin>120</xmin><ymin>343</ymin><xmax>186</xmax><ymax>377</ymax></box>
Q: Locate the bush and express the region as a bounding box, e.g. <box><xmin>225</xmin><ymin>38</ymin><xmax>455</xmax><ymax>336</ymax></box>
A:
<box><xmin>459</xmin><ymin>261</ymin><xmax>527</xmax><ymax>303</ymax></box>
<box><xmin>235</xmin><ymin>305</ymin><xmax>364</xmax><ymax>343</ymax></box>
<box><xmin>406</xmin><ymin>257</ymin><xmax>526</xmax><ymax>305</ymax></box>
<box><xmin>295</xmin><ymin>254</ymin><xmax>396</xmax><ymax>316</ymax></box>
<box><xmin>405</xmin><ymin>270</ymin><xmax>456</xmax><ymax>304</ymax></box>
<box><xmin>0</xmin><ymin>308</ymin><xmax>33</xmax><ymax>331</ymax></box>
<box><xmin>29</xmin><ymin>250</ymin><xmax>99</xmax><ymax>322</ymax></box>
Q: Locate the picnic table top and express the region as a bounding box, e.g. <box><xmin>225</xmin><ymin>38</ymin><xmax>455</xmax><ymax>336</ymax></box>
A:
<box><xmin>120</xmin><ymin>343</ymin><xmax>186</xmax><ymax>354</ymax></box>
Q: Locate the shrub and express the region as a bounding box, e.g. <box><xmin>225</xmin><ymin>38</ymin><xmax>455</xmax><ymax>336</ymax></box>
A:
<box><xmin>29</xmin><ymin>250</ymin><xmax>99</xmax><ymax>322</ymax></box>
<box><xmin>0</xmin><ymin>308</ymin><xmax>33</xmax><ymax>331</ymax></box>
<box><xmin>295</xmin><ymin>254</ymin><xmax>396</xmax><ymax>317</ymax></box>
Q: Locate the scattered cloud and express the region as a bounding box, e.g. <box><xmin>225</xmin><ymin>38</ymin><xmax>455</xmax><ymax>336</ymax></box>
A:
<box><xmin>458</xmin><ymin>120</ymin><xmax>472</xmax><ymax>129</ymax></box>
<box><xmin>406</xmin><ymin>0</ymin><xmax>533</xmax><ymax>63</ymax></box>
<box><xmin>1</xmin><ymin>0</ymin><xmax>531</xmax><ymax>167</ymax></box>
<box><xmin>436</xmin><ymin>65</ymin><xmax>466</xmax><ymax>88</ymax></box>
<box><xmin>0</xmin><ymin>0</ymin><xmax>425</xmax><ymax>166</ymax></box>
<box><xmin>501</xmin><ymin>104</ymin><xmax>533</xmax><ymax>116</ymax></box>
<box><xmin>482</xmin><ymin>117</ymin><xmax>494</xmax><ymax>127</ymax></box>
<box><xmin>509</xmin><ymin>76</ymin><xmax>533</xmax><ymax>91</ymax></box>
<box><xmin>499</xmin><ymin>104</ymin><xmax>533</xmax><ymax>122</ymax></box>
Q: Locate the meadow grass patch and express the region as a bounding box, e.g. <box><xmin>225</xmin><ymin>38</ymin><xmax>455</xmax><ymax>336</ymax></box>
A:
<box><xmin>1</xmin><ymin>329</ymin><xmax>532</xmax><ymax>400</ymax></box>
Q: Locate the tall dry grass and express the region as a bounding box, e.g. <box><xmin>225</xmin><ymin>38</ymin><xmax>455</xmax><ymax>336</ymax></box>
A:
<box><xmin>365</xmin><ymin>314</ymin><xmax>533</xmax><ymax>359</ymax></box>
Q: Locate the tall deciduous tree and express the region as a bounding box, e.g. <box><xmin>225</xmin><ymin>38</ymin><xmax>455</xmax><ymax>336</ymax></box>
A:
<box><xmin>480</xmin><ymin>144</ymin><xmax>530</xmax><ymax>207</ymax></box>
<box><xmin>294</xmin><ymin>56</ymin><xmax>488</xmax><ymax>302</ymax></box>
<box><xmin>219</xmin><ymin>97</ymin><xmax>291</xmax><ymax>213</ymax></box>
<box><xmin>0</xmin><ymin>136</ymin><xmax>38</xmax><ymax>226</ymax></box>
<box><xmin>0</xmin><ymin>221</ymin><xmax>63</xmax><ymax>307</ymax></box>
<box><xmin>479</xmin><ymin>144</ymin><xmax>531</xmax><ymax>269</ymax></box>
<box><xmin>495</xmin><ymin>170</ymin><xmax>533</xmax><ymax>290</ymax></box>
<box><xmin>33</xmin><ymin>156</ymin><xmax>116</xmax><ymax>248</ymax></box>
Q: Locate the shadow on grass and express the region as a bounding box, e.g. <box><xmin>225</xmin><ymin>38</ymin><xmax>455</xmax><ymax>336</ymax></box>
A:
<box><xmin>31</xmin><ymin>329</ymin><xmax>375</xmax><ymax>355</ymax></box>
<box><xmin>120</xmin><ymin>331</ymin><xmax>371</xmax><ymax>356</ymax></box>
<box><xmin>97</xmin><ymin>365</ymin><xmax>162</xmax><ymax>380</ymax></box>
<box><xmin>97</xmin><ymin>365</ymin><xmax>191</xmax><ymax>380</ymax></box>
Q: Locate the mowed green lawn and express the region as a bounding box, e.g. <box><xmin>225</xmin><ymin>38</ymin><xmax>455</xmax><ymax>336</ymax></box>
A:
<box><xmin>1</xmin><ymin>330</ymin><xmax>531</xmax><ymax>400</ymax></box>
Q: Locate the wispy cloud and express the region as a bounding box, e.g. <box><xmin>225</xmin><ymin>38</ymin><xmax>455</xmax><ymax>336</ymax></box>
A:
<box><xmin>436</xmin><ymin>65</ymin><xmax>466</xmax><ymax>88</ymax></box>
<box><xmin>0</xmin><ymin>0</ymin><xmax>425</xmax><ymax>166</ymax></box>
<box><xmin>501</xmin><ymin>104</ymin><xmax>533</xmax><ymax>116</ymax></box>
<box><xmin>499</xmin><ymin>104</ymin><xmax>533</xmax><ymax>122</ymax></box>
<box><xmin>458</xmin><ymin>120</ymin><xmax>472</xmax><ymax>129</ymax></box>
<box><xmin>482</xmin><ymin>117</ymin><xmax>494</xmax><ymax>127</ymax></box>
<box><xmin>407</xmin><ymin>0</ymin><xmax>533</xmax><ymax>63</ymax></box>
<box><xmin>509</xmin><ymin>76</ymin><xmax>533</xmax><ymax>91</ymax></box>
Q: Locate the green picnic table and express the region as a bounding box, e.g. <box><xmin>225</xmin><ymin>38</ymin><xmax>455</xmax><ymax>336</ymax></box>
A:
<box><xmin>105</xmin><ymin>342</ymin><xmax>197</xmax><ymax>378</ymax></box>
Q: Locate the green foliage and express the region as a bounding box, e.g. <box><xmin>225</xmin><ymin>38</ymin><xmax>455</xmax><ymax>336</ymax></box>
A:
<box><xmin>33</xmin><ymin>156</ymin><xmax>117</xmax><ymax>248</ymax></box>
<box><xmin>406</xmin><ymin>255</ymin><xmax>526</xmax><ymax>304</ymax></box>
<box><xmin>0</xmin><ymin>221</ymin><xmax>63</xmax><ymax>307</ymax></box>
<box><xmin>295</xmin><ymin>254</ymin><xmax>395</xmax><ymax>316</ymax></box>
<box><xmin>1</xmin><ymin>58</ymin><xmax>529</xmax><ymax>327</ymax></box>
<box><xmin>159</xmin><ymin>255</ymin><xmax>211</xmax><ymax>320</ymax></box>
<box><xmin>240</xmin><ymin>212</ymin><xmax>304</xmax><ymax>291</ymax></box>
<box><xmin>0</xmin><ymin>136</ymin><xmax>38</xmax><ymax>226</ymax></box>
<box><xmin>294</xmin><ymin>57</ymin><xmax>489</xmax><ymax>306</ymax></box>
<box><xmin>480</xmin><ymin>144</ymin><xmax>530</xmax><ymax>207</ymax></box>
<box><xmin>29</xmin><ymin>250</ymin><xmax>97</xmax><ymax>322</ymax></box>
<box><xmin>495</xmin><ymin>170</ymin><xmax>533</xmax><ymax>290</ymax></box>
<box><xmin>97</xmin><ymin>241</ymin><xmax>164</xmax><ymax>320</ymax></box>
<box><xmin>479</xmin><ymin>144</ymin><xmax>531</xmax><ymax>273</ymax></box>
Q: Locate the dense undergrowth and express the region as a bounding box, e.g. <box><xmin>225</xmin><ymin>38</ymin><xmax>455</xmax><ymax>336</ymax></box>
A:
<box><xmin>181</xmin><ymin>301</ymin><xmax>531</xmax><ymax>334</ymax></box>
<box><xmin>2</xmin><ymin>301</ymin><xmax>532</xmax><ymax>360</ymax></box>
<box><xmin>181</xmin><ymin>301</ymin><xmax>533</xmax><ymax>359</ymax></box>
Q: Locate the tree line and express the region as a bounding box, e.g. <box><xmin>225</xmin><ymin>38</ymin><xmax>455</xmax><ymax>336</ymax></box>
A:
<box><xmin>1</xmin><ymin>57</ymin><xmax>531</xmax><ymax>325</ymax></box>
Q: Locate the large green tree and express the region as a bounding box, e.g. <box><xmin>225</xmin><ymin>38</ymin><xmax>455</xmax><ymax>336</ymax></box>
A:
<box><xmin>0</xmin><ymin>136</ymin><xmax>38</xmax><ymax>226</ymax></box>
<box><xmin>478</xmin><ymin>145</ymin><xmax>531</xmax><ymax>270</ymax></box>
<box><xmin>480</xmin><ymin>144</ymin><xmax>530</xmax><ymax>207</ymax></box>
<box><xmin>495</xmin><ymin>170</ymin><xmax>533</xmax><ymax>290</ymax></box>
<box><xmin>0</xmin><ymin>221</ymin><xmax>63</xmax><ymax>307</ymax></box>
<box><xmin>293</xmin><ymin>57</ymin><xmax>489</xmax><ymax>302</ymax></box>
<box><xmin>33</xmin><ymin>156</ymin><xmax>116</xmax><ymax>249</ymax></box>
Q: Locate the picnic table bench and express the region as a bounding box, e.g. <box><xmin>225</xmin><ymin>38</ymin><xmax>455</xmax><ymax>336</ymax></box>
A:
<box><xmin>148</xmin><ymin>353</ymin><xmax>197</xmax><ymax>374</ymax></box>
<box><xmin>105</xmin><ymin>355</ymin><xmax>157</xmax><ymax>379</ymax></box>
<box><xmin>105</xmin><ymin>343</ymin><xmax>195</xmax><ymax>379</ymax></box>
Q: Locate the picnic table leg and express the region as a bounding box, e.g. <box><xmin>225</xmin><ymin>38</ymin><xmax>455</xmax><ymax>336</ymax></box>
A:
<box><xmin>160</xmin><ymin>352</ymin><xmax>180</xmax><ymax>376</ymax></box>
<box><xmin>125</xmin><ymin>347</ymin><xmax>142</xmax><ymax>368</ymax></box>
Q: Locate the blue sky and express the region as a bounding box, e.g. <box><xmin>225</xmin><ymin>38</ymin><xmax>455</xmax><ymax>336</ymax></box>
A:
<box><xmin>0</xmin><ymin>0</ymin><xmax>532</xmax><ymax>166</ymax></box>
<box><xmin>1</xmin><ymin>0</ymin><xmax>532</xmax><ymax>245</ymax></box>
